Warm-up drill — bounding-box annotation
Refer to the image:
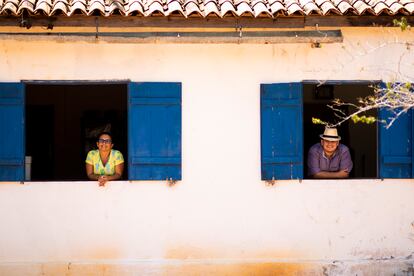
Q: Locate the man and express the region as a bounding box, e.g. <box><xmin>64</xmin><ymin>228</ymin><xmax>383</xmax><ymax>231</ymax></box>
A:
<box><xmin>307</xmin><ymin>128</ymin><xmax>353</xmax><ymax>178</ymax></box>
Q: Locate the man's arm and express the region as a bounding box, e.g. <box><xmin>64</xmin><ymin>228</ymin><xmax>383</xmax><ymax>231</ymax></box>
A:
<box><xmin>307</xmin><ymin>146</ymin><xmax>323</xmax><ymax>177</ymax></box>
<box><xmin>312</xmin><ymin>170</ymin><xmax>349</xmax><ymax>179</ymax></box>
<box><xmin>339</xmin><ymin>146</ymin><xmax>353</xmax><ymax>173</ymax></box>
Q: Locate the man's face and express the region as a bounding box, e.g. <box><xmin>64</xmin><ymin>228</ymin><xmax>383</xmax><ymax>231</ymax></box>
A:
<box><xmin>321</xmin><ymin>139</ymin><xmax>339</xmax><ymax>156</ymax></box>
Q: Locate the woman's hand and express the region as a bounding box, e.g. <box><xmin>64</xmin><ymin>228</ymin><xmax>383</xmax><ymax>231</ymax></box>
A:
<box><xmin>98</xmin><ymin>175</ymin><xmax>109</xmax><ymax>186</ymax></box>
<box><xmin>85</xmin><ymin>163</ymin><xmax>124</xmax><ymax>187</ymax></box>
<box><xmin>98</xmin><ymin>164</ymin><xmax>124</xmax><ymax>187</ymax></box>
<box><xmin>98</xmin><ymin>171</ymin><xmax>123</xmax><ymax>187</ymax></box>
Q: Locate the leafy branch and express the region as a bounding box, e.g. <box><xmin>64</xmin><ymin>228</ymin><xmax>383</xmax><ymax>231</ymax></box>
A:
<box><xmin>313</xmin><ymin>83</ymin><xmax>413</xmax><ymax>129</ymax></box>
<box><xmin>312</xmin><ymin>18</ymin><xmax>413</xmax><ymax>129</ymax></box>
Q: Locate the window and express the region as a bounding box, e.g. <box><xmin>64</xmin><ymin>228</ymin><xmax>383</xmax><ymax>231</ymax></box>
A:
<box><xmin>260</xmin><ymin>82</ymin><xmax>413</xmax><ymax>180</ymax></box>
<box><xmin>303</xmin><ymin>83</ymin><xmax>377</xmax><ymax>178</ymax></box>
<box><xmin>0</xmin><ymin>82</ymin><xmax>182</xmax><ymax>181</ymax></box>
<box><xmin>26</xmin><ymin>83</ymin><xmax>128</xmax><ymax>180</ymax></box>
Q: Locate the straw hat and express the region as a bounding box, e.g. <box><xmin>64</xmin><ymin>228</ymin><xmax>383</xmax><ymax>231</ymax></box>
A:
<box><xmin>320</xmin><ymin>128</ymin><xmax>341</xmax><ymax>141</ymax></box>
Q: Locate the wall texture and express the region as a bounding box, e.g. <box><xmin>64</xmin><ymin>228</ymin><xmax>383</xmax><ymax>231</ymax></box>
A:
<box><xmin>0</xmin><ymin>27</ymin><xmax>413</xmax><ymax>275</ymax></box>
<box><xmin>0</xmin><ymin>180</ymin><xmax>413</xmax><ymax>275</ymax></box>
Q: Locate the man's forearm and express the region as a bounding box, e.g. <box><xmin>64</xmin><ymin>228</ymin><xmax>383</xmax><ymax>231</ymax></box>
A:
<box><xmin>312</xmin><ymin>170</ymin><xmax>349</xmax><ymax>179</ymax></box>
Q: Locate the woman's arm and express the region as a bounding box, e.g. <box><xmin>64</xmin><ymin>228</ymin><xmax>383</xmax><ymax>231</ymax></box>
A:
<box><xmin>86</xmin><ymin>163</ymin><xmax>101</xmax><ymax>180</ymax></box>
<box><xmin>106</xmin><ymin>163</ymin><xmax>124</xmax><ymax>181</ymax></box>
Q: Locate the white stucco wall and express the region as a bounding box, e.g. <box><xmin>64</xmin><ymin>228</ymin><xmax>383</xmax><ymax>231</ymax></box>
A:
<box><xmin>0</xmin><ymin>27</ymin><xmax>413</xmax><ymax>275</ymax></box>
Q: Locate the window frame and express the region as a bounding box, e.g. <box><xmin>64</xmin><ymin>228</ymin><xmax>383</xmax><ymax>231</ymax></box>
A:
<box><xmin>0</xmin><ymin>80</ymin><xmax>182</xmax><ymax>182</ymax></box>
<box><xmin>260</xmin><ymin>80</ymin><xmax>413</xmax><ymax>180</ymax></box>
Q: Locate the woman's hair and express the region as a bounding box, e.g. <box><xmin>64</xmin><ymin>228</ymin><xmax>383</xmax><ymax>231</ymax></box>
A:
<box><xmin>97</xmin><ymin>131</ymin><xmax>113</xmax><ymax>142</ymax></box>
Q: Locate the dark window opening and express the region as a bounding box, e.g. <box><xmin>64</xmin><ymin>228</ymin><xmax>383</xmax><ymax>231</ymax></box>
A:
<box><xmin>303</xmin><ymin>84</ymin><xmax>377</xmax><ymax>179</ymax></box>
<box><xmin>25</xmin><ymin>84</ymin><xmax>128</xmax><ymax>181</ymax></box>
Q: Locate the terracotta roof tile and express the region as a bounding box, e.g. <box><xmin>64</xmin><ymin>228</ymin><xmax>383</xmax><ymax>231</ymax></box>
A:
<box><xmin>0</xmin><ymin>0</ymin><xmax>413</xmax><ymax>16</ymax></box>
<box><xmin>88</xmin><ymin>0</ymin><xmax>106</xmax><ymax>15</ymax></box>
<box><xmin>50</xmin><ymin>1</ymin><xmax>69</xmax><ymax>14</ymax></box>
<box><xmin>334</xmin><ymin>0</ymin><xmax>354</xmax><ymax>14</ymax></box>
<box><xmin>145</xmin><ymin>1</ymin><xmax>164</xmax><ymax>16</ymax></box>
<box><xmin>35</xmin><ymin>1</ymin><xmax>51</xmax><ymax>14</ymax></box>
<box><xmin>252</xmin><ymin>2</ymin><xmax>271</xmax><ymax>16</ymax></box>
<box><xmin>373</xmin><ymin>1</ymin><xmax>390</xmax><ymax>13</ymax></box>
<box><xmin>236</xmin><ymin>2</ymin><xmax>254</xmax><ymax>15</ymax></box>
<box><xmin>404</xmin><ymin>2</ymin><xmax>414</xmax><ymax>11</ymax></box>
<box><xmin>351</xmin><ymin>0</ymin><xmax>372</xmax><ymax>13</ymax></box>
<box><xmin>68</xmin><ymin>1</ymin><xmax>87</xmax><ymax>15</ymax></box>
<box><xmin>269</xmin><ymin>1</ymin><xmax>285</xmax><ymax>14</ymax></box>
<box><xmin>183</xmin><ymin>1</ymin><xmax>202</xmax><ymax>16</ymax></box>
<box><xmin>301</xmin><ymin>0</ymin><xmax>320</xmax><ymax>15</ymax></box>
<box><xmin>220</xmin><ymin>1</ymin><xmax>236</xmax><ymax>16</ymax></box>
<box><xmin>125</xmin><ymin>0</ymin><xmax>144</xmax><ymax>15</ymax></box>
<box><xmin>387</xmin><ymin>1</ymin><xmax>405</xmax><ymax>13</ymax></box>
<box><xmin>203</xmin><ymin>1</ymin><xmax>220</xmax><ymax>16</ymax></box>
<box><xmin>1</xmin><ymin>2</ymin><xmax>18</xmax><ymax>14</ymax></box>
<box><xmin>164</xmin><ymin>0</ymin><xmax>181</xmax><ymax>15</ymax></box>
<box><xmin>285</xmin><ymin>1</ymin><xmax>305</xmax><ymax>15</ymax></box>
<box><xmin>17</xmin><ymin>0</ymin><xmax>35</xmax><ymax>14</ymax></box>
<box><xmin>319</xmin><ymin>1</ymin><xmax>340</xmax><ymax>14</ymax></box>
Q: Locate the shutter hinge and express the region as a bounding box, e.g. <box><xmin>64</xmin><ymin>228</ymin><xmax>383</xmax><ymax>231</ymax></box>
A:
<box><xmin>265</xmin><ymin>176</ymin><xmax>276</xmax><ymax>186</ymax></box>
<box><xmin>167</xmin><ymin>177</ymin><xmax>177</xmax><ymax>186</ymax></box>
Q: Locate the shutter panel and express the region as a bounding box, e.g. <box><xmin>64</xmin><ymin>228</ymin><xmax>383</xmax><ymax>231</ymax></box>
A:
<box><xmin>128</xmin><ymin>82</ymin><xmax>181</xmax><ymax>180</ymax></box>
<box><xmin>0</xmin><ymin>83</ymin><xmax>25</xmax><ymax>181</ymax></box>
<box><xmin>379</xmin><ymin>83</ymin><xmax>413</xmax><ymax>178</ymax></box>
<box><xmin>261</xmin><ymin>83</ymin><xmax>303</xmax><ymax>180</ymax></box>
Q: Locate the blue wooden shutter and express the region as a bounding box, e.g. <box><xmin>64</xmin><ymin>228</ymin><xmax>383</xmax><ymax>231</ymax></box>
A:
<box><xmin>261</xmin><ymin>83</ymin><xmax>303</xmax><ymax>180</ymax></box>
<box><xmin>0</xmin><ymin>83</ymin><xmax>25</xmax><ymax>181</ymax></box>
<box><xmin>128</xmin><ymin>82</ymin><xmax>181</xmax><ymax>180</ymax></box>
<box><xmin>378</xmin><ymin>83</ymin><xmax>413</xmax><ymax>178</ymax></box>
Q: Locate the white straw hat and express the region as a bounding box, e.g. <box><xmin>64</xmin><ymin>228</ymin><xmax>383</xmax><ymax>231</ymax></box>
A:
<box><xmin>320</xmin><ymin>128</ymin><xmax>341</xmax><ymax>141</ymax></box>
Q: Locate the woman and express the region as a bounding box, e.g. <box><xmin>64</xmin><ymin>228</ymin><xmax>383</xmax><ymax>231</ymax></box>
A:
<box><xmin>85</xmin><ymin>132</ymin><xmax>124</xmax><ymax>186</ymax></box>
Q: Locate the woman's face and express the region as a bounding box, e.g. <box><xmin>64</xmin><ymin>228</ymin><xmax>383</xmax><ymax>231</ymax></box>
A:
<box><xmin>97</xmin><ymin>134</ymin><xmax>113</xmax><ymax>152</ymax></box>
